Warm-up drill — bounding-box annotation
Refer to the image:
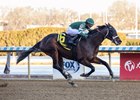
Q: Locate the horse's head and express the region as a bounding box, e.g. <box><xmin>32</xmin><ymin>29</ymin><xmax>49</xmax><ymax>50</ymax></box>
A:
<box><xmin>97</xmin><ymin>23</ymin><xmax>122</xmax><ymax>45</ymax></box>
<box><xmin>105</xmin><ymin>23</ymin><xmax>122</xmax><ymax>45</ymax></box>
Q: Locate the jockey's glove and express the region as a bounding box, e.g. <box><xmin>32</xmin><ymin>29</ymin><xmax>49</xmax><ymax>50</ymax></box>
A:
<box><xmin>80</xmin><ymin>32</ymin><xmax>88</xmax><ymax>38</ymax></box>
<box><xmin>83</xmin><ymin>29</ymin><xmax>89</xmax><ymax>34</ymax></box>
<box><xmin>79</xmin><ymin>29</ymin><xmax>89</xmax><ymax>34</ymax></box>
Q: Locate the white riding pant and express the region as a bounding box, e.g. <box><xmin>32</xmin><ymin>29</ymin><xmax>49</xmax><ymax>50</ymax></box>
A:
<box><xmin>66</xmin><ymin>27</ymin><xmax>80</xmax><ymax>36</ymax></box>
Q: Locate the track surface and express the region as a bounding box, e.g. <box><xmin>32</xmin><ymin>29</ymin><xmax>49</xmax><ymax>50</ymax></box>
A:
<box><xmin>0</xmin><ymin>80</ymin><xmax>140</xmax><ymax>100</ymax></box>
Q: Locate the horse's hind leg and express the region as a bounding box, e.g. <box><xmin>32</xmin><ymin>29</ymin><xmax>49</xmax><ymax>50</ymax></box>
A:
<box><xmin>48</xmin><ymin>51</ymin><xmax>77</xmax><ymax>87</ymax></box>
<box><xmin>49</xmin><ymin>51</ymin><xmax>67</xmax><ymax>78</ymax></box>
<box><xmin>57</xmin><ymin>56</ymin><xmax>72</xmax><ymax>80</ymax></box>
<box><xmin>92</xmin><ymin>57</ymin><xmax>114</xmax><ymax>79</ymax></box>
<box><xmin>58</xmin><ymin>56</ymin><xmax>78</xmax><ymax>87</ymax></box>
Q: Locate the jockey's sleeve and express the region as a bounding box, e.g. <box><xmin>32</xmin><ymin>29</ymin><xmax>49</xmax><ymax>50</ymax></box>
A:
<box><xmin>79</xmin><ymin>23</ymin><xmax>89</xmax><ymax>34</ymax></box>
<box><xmin>66</xmin><ymin>27</ymin><xmax>80</xmax><ymax>35</ymax></box>
<box><xmin>79</xmin><ymin>23</ymin><xmax>86</xmax><ymax>31</ymax></box>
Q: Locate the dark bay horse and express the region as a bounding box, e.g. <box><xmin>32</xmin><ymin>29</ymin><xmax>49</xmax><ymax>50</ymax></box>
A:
<box><xmin>17</xmin><ymin>23</ymin><xmax>122</xmax><ymax>87</ymax></box>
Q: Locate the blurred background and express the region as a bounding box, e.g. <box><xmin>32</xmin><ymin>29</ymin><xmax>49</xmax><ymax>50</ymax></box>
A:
<box><xmin>0</xmin><ymin>0</ymin><xmax>140</xmax><ymax>38</ymax></box>
<box><xmin>0</xmin><ymin>0</ymin><xmax>139</xmax><ymax>49</ymax></box>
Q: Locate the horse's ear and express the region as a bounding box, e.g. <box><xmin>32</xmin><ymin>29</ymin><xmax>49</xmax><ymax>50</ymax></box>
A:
<box><xmin>108</xmin><ymin>23</ymin><xmax>111</xmax><ymax>26</ymax></box>
<box><xmin>105</xmin><ymin>23</ymin><xmax>108</xmax><ymax>26</ymax></box>
<box><xmin>105</xmin><ymin>23</ymin><xmax>111</xmax><ymax>26</ymax></box>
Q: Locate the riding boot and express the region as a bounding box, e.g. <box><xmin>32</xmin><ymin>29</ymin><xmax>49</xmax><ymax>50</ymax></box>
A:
<box><xmin>68</xmin><ymin>35</ymin><xmax>79</xmax><ymax>46</ymax></box>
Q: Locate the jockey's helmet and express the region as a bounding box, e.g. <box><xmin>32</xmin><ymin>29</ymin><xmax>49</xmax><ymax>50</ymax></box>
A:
<box><xmin>86</xmin><ymin>18</ymin><xmax>94</xmax><ymax>25</ymax></box>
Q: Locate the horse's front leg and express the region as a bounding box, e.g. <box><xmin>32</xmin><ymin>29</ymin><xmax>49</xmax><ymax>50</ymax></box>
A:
<box><xmin>79</xmin><ymin>59</ymin><xmax>95</xmax><ymax>77</ymax></box>
<box><xmin>92</xmin><ymin>57</ymin><xmax>114</xmax><ymax>79</ymax></box>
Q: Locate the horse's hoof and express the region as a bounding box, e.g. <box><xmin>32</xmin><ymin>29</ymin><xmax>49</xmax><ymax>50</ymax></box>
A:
<box><xmin>68</xmin><ymin>80</ymin><xmax>78</xmax><ymax>88</ymax></box>
<box><xmin>4</xmin><ymin>70</ymin><xmax>10</xmax><ymax>74</ymax></box>
<box><xmin>80</xmin><ymin>73</ymin><xmax>88</xmax><ymax>77</ymax></box>
<box><xmin>109</xmin><ymin>75</ymin><xmax>114</xmax><ymax>80</ymax></box>
<box><xmin>80</xmin><ymin>73</ymin><xmax>85</xmax><ymax>77</ymax></box>
<box><xmin>109</xmin><ymin>76</ymin><xmax>115</xmax><ymax>82</ymax></box>
<box><xmin>68</xmin><ymin>82</ymin><xmax>78</xmax><ymax>88</ymax></box>
<box><xmin>112</xmin><ymin>79</ymin><xmax>115</xmax><ymax>82</ymax></box>
<box><xmin>72</xmin><ymin>83</ymin><xmax>78</xmax><ymax>88</ymax></box>
<box><xmin>0</xmin><ymin>83</ymin><xmax>8</xmax><ymax>87</ymax></box>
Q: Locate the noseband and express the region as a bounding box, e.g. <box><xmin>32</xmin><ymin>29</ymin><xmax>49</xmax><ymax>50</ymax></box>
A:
<box><xmin>112</xmin><ymin>35</ymin><xmax>119</xmax><ymax>39</ymax></box>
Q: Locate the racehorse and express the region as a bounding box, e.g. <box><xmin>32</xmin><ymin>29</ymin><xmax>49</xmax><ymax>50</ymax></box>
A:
<box><xmin>16</xmin><ymin>23</ymin><xmax>122</xmax><ymax>87</ymax></box>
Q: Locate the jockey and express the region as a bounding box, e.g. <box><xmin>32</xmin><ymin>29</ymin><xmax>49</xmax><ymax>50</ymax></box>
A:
<box><xmin>66</xmin><ymin>18</ymin><xmax>94</xmax><ymax>45</ymax></box>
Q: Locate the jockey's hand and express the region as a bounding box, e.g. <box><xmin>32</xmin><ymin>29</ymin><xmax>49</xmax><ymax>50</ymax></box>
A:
<box><xmin>83</xmin><ymin>29</ymin><xmax>89</xmax><ymax>34</ymax></box>
<box><xmin>80</xmin><ymin>32</ymin><xmax>88</xmax><ymax>38</ymax></box>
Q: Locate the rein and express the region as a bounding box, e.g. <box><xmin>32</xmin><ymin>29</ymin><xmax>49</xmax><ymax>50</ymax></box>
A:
<box><xmin>102</xmin><ymin>27</ymin><xmax>119</xmax><ymax>41</ymax></box>
<box><xmin>89</xmin><ymin>24</ymin><xmax>118</xmax><ymax>41</ymax></box>
<box><xmin>103</xmin><ymin>28</ymin><xmax>109</xmax><ymax>39</ymax></box>
<box><xmin>96</xmin><ymin>26</ymin><xmax>109</xmax><ymax>39</ymax></box>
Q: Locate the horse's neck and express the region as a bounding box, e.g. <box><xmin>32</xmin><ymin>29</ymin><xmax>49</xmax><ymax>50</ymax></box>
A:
<box><xmin>88</xmin><ymin>32</ymin><xmax>105</xmax><ymax>46</ymax></box>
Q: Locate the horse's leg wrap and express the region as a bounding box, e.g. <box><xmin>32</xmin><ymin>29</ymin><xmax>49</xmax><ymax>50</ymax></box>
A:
<box><xmin>67</xmin><ymin>77</ymin><xmax>78</xmax><ymax>87</ymax></box>
<box><xmin>62</xmin><ymin>70</ymin><xmax>78</xmax><ymax>87</ymax></box>
<box><xmin>63</xmin><ymin>70</ymin><xmax>72</xmax><ymax>80</ymax></box>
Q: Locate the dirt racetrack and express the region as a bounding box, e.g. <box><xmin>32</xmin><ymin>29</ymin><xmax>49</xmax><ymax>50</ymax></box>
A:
<box><xmin>0</xmin><ymin>80</ymin><xmax>140</xmax><ymax>100</ymax></box>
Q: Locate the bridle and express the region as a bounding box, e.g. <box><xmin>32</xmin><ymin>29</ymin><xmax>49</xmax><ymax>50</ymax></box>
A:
<box><xmin>103</xmin><ymin>28</ymin><xmax>109</xmax><ymax>39</ymax></box>
<box><xmin>92</xmin><ymin>24</ymin><xmax>119</xmax><ymax>41</ymax></box>
<box><xmin>102</xmin><ymin>25</ymin><xmax>119</xmax><ymax>41</ymax></box>
<box><xmin>96</xmin><ymin>26</ymin><xmax>109</xmax><ymax>39</ymax></box>
<box><xmin>94</xmin><ymin>24</ymin><xmax>121</xmax><ymax>45</ymax></box>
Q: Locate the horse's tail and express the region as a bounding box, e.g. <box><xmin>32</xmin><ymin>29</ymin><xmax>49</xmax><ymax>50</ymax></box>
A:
<box><xmin>16</xmin><ymin>41</ymin><xmax>41</xmax><ymax>64</ymax></box>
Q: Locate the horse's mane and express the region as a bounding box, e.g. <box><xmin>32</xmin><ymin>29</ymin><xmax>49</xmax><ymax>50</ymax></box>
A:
<box><xmin>89</xmin><ymin>25</ymin><xmax>106</xmax><ymax>35</ymax></box>
<box><xmin>97</xmin><ymin>25</ymin><xmax>106</xmax><ymax>29</ymax></box>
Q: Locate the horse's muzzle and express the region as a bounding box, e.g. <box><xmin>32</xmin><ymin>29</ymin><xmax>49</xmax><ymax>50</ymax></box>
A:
<box><xmin>114</xmin><ymin>38</ymin><xmax>122</xmax><ymax>45</ymax></box>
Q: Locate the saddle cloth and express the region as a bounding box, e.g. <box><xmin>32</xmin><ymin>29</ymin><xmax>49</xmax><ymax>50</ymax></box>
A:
<box><xmin>57</xmin><ymin>32</ymin><xmax>71</xmax><ymax>50</ymax></box>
